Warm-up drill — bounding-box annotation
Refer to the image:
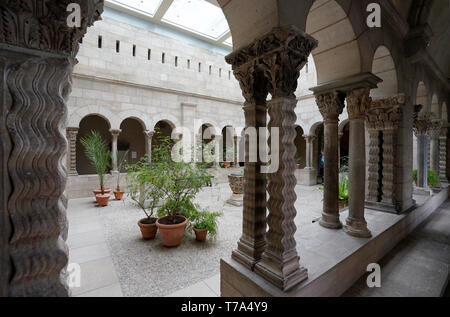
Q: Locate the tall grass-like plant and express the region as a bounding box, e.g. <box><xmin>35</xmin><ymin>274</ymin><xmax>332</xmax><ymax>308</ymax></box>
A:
<box><xmin>339</xmin><ymin>175</ymin><xmax>349</xmax><ymax>207</ymax></box>
<box><xmin>81</xmin><ymin>131</ymin><xmax>111</xmax><ymax>195</ymax></box>
<box><xmin>428</xmin><ymin>170</ymin><xmax>439</xmax><ymax>188</ymax></box>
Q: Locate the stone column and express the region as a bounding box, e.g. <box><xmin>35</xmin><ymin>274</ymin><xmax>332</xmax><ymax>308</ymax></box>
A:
<box><xmin>439</xmin><ymin>128</ymin><xmax>448</xmax><ymax>182</ymax></box>
<box><xmin>428</xmin><ymin>121</ymin><xmax>442</xmax><ymax>175</ymax></box>
<box><xmin>0</xmin><ymin>1</ymin><xmax>104</xmax><ymax>297</ymax></box>
<box><xmin>338</xmin><ymin>132</ymin><xmax>344</xmax><ymax>169</ymax></box>
<box><xmin>229</xmin><ymin>63</ymin><xmax>268</xmax><ymax>269</ymax></box>
<box><xmin>316</xmin><ymin>92</ymin><xmax>345</xmax><ymax>229</ymax></box>
<box><xmin>344</xmin><ymin>88</ymin><xmax>371</xmax><ymax>238</ymax></box>
<box><xmin>110</xmin><ymin>129</ymin><xmax>121</xmax><ymax>173</ymax></box>
<box><xmin>143</xmin><ymin>130</ymin><xmax>155</xmax><ymax>162</ymax></box>
<box><xmin>252</xmin><ymin>26</ymin><xmax>317</xmax><ymax>291</ymax></box>
<box><xmin>234</xmin><ymin>135</ymin><xmax>242</xmax><ymax>167</ymax></box>
<box><xmin>303</xmin><ymin>135</ymin><xmax>315</xmax><ymax>169</ymax></box>
<box><xmin>66</xmin><ymin>128</ymin><xmax>79</xmax><ymax>176</ymax></box>
<box><xmin>414</xmin><ymin>112</ymin><xmax>431</xmax><ymax>188</ymax></box>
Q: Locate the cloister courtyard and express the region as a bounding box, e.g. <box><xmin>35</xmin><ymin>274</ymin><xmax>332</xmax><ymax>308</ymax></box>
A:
<box><xmin>1</xmin><ymin>0</ymin><xmax>449</xmax><ymax>299</ymax></box>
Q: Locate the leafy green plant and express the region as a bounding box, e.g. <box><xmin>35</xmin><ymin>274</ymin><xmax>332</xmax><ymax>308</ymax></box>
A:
<box><xmin>412</xmin><ymin>169</ymin><xmax>418</xmax><ymax>183</ymax></box>
<box><xmin>339</xmin><ymin>156</ymin><xmax>349</xmax><ymax>173</ymax></box>
<box><xmin>339</xmin><ymin>175</ymin><xmax>349</xmax><ymax>207</ymax></box>
<box><xmin>114</xmin><ymin>150</ymin><xmax>129</xmax><ymax>191</ymax></box>
<box><xmin>428</xmin><ymin>170</ymin><xmax>439</xmax><ymax>188</ymax></box>
<box><xmin>190</xmin><ymin>209</ymin><xmax>223</xmax><ymax>240</ymax></box>
<box><xmin>126</xmin><ymin>156</ymin><xmax>164</xmax><ymax>224</ymax></box>
<box><xmin>80</xmin><ymin>131</ymin><xmax>111</xmax><ymax>195</ymax></box>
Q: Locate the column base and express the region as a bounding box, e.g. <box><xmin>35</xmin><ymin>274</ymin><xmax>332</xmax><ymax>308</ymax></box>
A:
<box><xmin>319</xmin><ymin>212</ymin><xmax>343</xmax><ymax>229</ymax></box>
<box><xmin>296</xmin><ymin>168</ymin><xmax>318</xmax><ymax>186</ymax></box>
<box><xmin>413</xmin><ymin>187</ymin><xmax>431</xmax><ymax>196</ymax></box>
<box><xmin>254</xmin><ymin>257</ymin><xmax>308</xmax><ymax>292</ymax></box>
<box><xmin>68</xmin><ymin>171</ymin><xmax>78</xmax><ymax>177</ymax></box>
<box><xmin>226</xmin><ymin>193</ymin><xmax>244</xmax><ymax>206</ymax></box>
<box><xmin>343</xmin><ymin>217</ymin><xmax>371</xmax><ymax>238</ymax></box>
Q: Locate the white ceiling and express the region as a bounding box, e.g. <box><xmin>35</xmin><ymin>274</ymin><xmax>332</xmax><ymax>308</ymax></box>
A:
<box><xmin>106</xmin><ymin>0</ymin><xmax>232</xmax><ymax>48</ymax></box>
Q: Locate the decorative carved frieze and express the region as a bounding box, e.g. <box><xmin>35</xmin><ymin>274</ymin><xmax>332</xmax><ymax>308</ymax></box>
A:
<box><xmin>66</xmin><ymin>127</ymin><xmax>79</xmax><ymax>176</ymax></box>
<box><xmin>427</xmin><ymin>120</ymin><xmax>442</xmax><ymax>140</ymax></box>
<box><xmin>0</xmin><ymin>0</ymin><xmax>104</xmax><ymax>58</ymax></box>
<box><xmin>366</xmin><ymin>94</ymin><xmax>405</xmax><ymax>130</ymax></box>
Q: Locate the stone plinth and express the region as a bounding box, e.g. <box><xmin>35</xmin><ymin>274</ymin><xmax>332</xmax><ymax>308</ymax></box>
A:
<box><xmin>227</xmin><ymin>173</ymin><xmax>244</xmax><ymax>206</ymax></box>
<box><xmin>296</xmin><ymin>168</ymin><xmax>318</xmax><ymax>186</ymax></box>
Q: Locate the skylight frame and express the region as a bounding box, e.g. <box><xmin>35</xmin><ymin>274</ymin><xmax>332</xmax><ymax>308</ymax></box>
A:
<box><xmin>107</xmin><ymin>0</ymin><xmax>163</xmax><ymax>18</ymax></box>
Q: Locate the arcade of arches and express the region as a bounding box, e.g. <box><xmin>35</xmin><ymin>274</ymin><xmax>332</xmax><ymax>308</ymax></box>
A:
<box><xmin>0</xmin><ymin>0</ymin><xmax>449</xmax><ymax>297</ymax></box>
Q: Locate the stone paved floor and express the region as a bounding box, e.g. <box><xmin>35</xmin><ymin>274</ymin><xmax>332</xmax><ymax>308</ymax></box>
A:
<box><xmin>343</xmin><ymin>199</ymin><xmax>450</xmax><ymax>297</ymax></box>
<box><xmin>67</xmin><ymin>183</ymin><xmax>433</xmax><ymax>297</ymax></box>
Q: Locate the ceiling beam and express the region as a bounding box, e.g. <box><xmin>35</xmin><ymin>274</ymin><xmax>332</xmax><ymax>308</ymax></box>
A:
<box><xmin>217</xmin><ymin>31</ymin><xmax>231</xmax><ymax>43</ymax></box>
<box><xmin>154</xmin><ymin>0</ymin><xmax>174</xmax><ymax>20</ymax></box>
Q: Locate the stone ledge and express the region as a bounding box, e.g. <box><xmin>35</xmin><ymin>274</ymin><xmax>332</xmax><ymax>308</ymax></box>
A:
<box><xmin>220</xmin><ymin>187</ymin><xmax>449</xmax><ymax>297</ymax></box>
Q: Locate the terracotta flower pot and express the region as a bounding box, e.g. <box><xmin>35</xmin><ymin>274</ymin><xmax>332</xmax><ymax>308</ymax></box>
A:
<box><xmin>224</xmin><ymin>162</ymin><xmax>231</xmax><ymax>168</ymax></box>
<box><xmin>114</xmin><ymin>190</ymin><xmax>125</xmax><ymax>200</ymax></box>
<box><xmin>138</xmin><ymin>218</ymin><xmax>158</xmax><ymax>240</ymax></box>
<box><xmin>339</xmin><ymin>200</ymin><xmax>347</xmax><ymax>210</ymax></box>
<box><xmin>93</xmin><ymin>188</ymin><xmax>111</xmax><ymax>197</ymax></box>
<box><xmin>96</xmin><ymin>194</ymin><xmax>110</xmax><ymax>207</ymax></box>
<box><xmin>193</xmin><ymin>228</ymin><xmax>208</xmax><ymax>242</ymax></box>
<box><xmin>156</xmin><ymin>216</ymin><xmax>187</xmax><ymax>247</ymax></box>
<box><xmin>296</xmin><ymin>164</ymin><xmax>301</xmax><ymax>169</ymax></box>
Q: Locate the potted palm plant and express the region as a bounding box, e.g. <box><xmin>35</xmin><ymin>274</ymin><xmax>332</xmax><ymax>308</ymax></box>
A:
<box><xmin>190</xmin><ymin>210</ymin><xmax>222</xmax><ymax>242</ymax></box>
<box><xmin>113</xmin><ymin>150</ymin><xmax>129</xmax><ymax>200</ymax></box>
<box><xmin>81</xmin><ymin>131</ymin><xmax>111</xmax><ymax>207</ymax></box>
<box><xmin>126</xmin><ymin>157</ymin><xmax>164</xmax><ymax>240</ymax></box>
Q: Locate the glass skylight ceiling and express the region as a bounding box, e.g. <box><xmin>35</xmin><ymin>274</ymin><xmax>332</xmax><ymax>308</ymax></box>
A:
<box><xmin>105</xmin><ymin>0</ymin><xmax>231</xmax><ymax>47</ymax></box>
<box><xmin>109</xmin><ymin>0</ymin><xmax>163</xmax><ymax>17</ymax></box>
<box><xmin>162</xmin><ymin>0</ymin><xmax>229</xmax><ymax>40</ymax></box>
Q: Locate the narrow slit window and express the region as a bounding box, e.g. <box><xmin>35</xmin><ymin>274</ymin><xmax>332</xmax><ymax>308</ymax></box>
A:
<box><xmin>219</xmin><ymin>68</ymin><xmax>222</xmax><ymax>77</ymax></box>
<box><xmin>98</xmin><ymin>36</ymin><xmax>102</xmax><ymax>48</ymax></box>
<box><xmin>175</xmin><ymin>56</ymin><xmax>178</xmax><ymax>67</ymax></box>
<box><xmin>116</xmin><ymin>40</ymin><xmax>120</xmax><ymax>53</ymax></box>
<box><xmin>187</xmin><ymin>59</ymin><xmax>190</xmax><ymax>69</ymax></box>
<box><xmin>133</xmin><ymin>45</ymin><xmax>136</xmax><ymax>57</ymax></box>
<box><xmin>198</xmin><ymin>63</ymin><xmax>201</xmax><ymax>72</ymax></box>
<box><xmin>228</xmin><ymin>71</ymin><xmax>231</xmax><ymax>80</ymax></box>
<box><xmin>306</xmin><ymin>62</ymin><xmax>309</xmax><ymax>73</ymax></box>
<box><xmin>148</xmin><ymin>49</ymin><xmax>151</xmax><ymax>60</ymax></box>
<box><xmin>209</xmin><ymin>65</ymin><xmax>212</xmax><ymax>75</ymax></box>
<box><xmin>162</xmin><ymin>53</ymin><xmax>165</xmax><ymax>64</ymax></box>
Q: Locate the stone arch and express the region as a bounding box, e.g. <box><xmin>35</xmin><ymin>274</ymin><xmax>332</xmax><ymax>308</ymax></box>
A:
<box><xmin>118</xmin><ymin>110</ymin><xmax>150</xmax><ymax>131</ymax></box>
<box><xmin>431</xmin><ymin>94</ymin><xmax>440</xmax><ymax>120</ymax></box>
<box><xmin>69</xmin><ymin>105</ymin><xmax>117</xmax><ymax>129</ymax></box>
<box><xmin>309</xmin><ymin>121</ymin><xmax>324</xmax><ymax>136</ymax></box>
<box><xmin>119</xmin><ymin>118</ymin><xmax>147</xmax><ymax>166</ymax></box>
<box><xmin>370</xmin><ymin>46</ymin><xmax>398</xmax><ymax>98</ymax></box>
<box><xmin>416</xmin><ymin>81</ymin><xmax>429</xmax><ymax>114</ymax></box>
<box><xmin>151</xmin><ymin>113</ymin><xmax>179</xmax><ymax>131</ymax></box>
<box><xmin>294</xmin><ymin>125</ymin><xmax>306</xmax><ymax>169</ymax></box>
<box><xmin>305</xmin><ymin>0</ymin><xmax>362</xmax><ymax>84</ymax></box>
<box><xmin>442</xmin><ymin>102</ymin><xmax>448</xmax><ymax>124</ymax></box>
<box><xmin>76</xmin><ymin>114</ymin><xmax>112</xmax><ymax>175</ymax></box>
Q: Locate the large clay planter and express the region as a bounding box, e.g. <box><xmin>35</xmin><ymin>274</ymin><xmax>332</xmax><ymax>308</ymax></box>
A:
<box><xmin>114</xmin><ymin>190</ymin><xmax>125</xmax><ymax>200</ymax></box>
<box><xmin>93</xmin><ymin>188</ymin><xmax>111</xmax><ymax>197</ymax></box>
<box><xmin>223</xmin><ymin>161</ymin><xmax>231</xmax><ymax>168</ymax></box>
<box><xmin>96</xmin><ymin>194</ymin><xmax>110</xmax><ymax>207</ymax></box>
<box><xmin>138</xmin><ymin>218</ymin><xmax>158</xmax><ymax>240</ymax></box>
<box><xmin>339</xmin><ymin>200</ymin><xmax>348</xmax><ymax>210</ymax></box>
<box><xmin>193</xmin><ymin>228</ymin><xmax>208</xmax><ymax>242</ymax></box>
<box><xmin>156</xmin><ymin>216</ymin><xmax>187</xmax><ymax>247</ymax></box>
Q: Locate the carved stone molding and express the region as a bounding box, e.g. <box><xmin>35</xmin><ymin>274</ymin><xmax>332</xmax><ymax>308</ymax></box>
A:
<box><xmin>413</xmin><ymin>112</ymin><xmax>432</xmax><ymax>137</ymax></box>
<box><xmin>366</xmin><ymin>94</ymin><xmax>405</xmax><ymax>131</ymax></box>
<box><xmin>66</xmin><ymin>127</ymin><xmax>79</xmax><ymax>176</ymax></box>
<box><xmin>427</xmin><ymin>120</ymin><xmax>442</xmax><ymax>140</ymax></box>
<box><xmin>0</xmin><ymin>0</ymin><xmax>104</xmax><ymax>58</ymax></box>
<box><xmin>316</xmin><ymin>91</ymin><xmax>345</xmax><ymax>122</ymax></box>
<box><xmin>346</xmin><ymin>88</ymin><xmax>371</xmax><ymax>120</ymax></box>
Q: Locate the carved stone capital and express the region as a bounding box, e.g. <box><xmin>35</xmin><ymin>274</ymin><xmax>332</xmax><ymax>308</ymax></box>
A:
<box><xmin>413</xmin><ymin>112</ymin><xmax>432</xmax><ymax>137</ymax></box>
<box><xmin>233</xmin><ymin>63</ymin><xmax>268</xmax><ymax>104</ymax></box>
<box><xmin>316</xmin><ymin>91</ymin><xmax>345</xmax><ymax>122</ymax></box>
<box><xmin>143</xmin><ymin>130</ymin><xmax>155</xmax><ymax>139</ymax></box>
<box><xmin>66</xmin><ymin>127</ymin><xmax>79</xmax><ymax>141</ymax></box>
<box><xmin>110</xmin><ymin>129</ymin><xmax>121</xmax><ymax>137</ymax></box>
<box><xmin>226</xmin><ymin>25</ymin><xmax>317</xmax><ymax>99</ymax></box>
<box><xmin>427</xmin><ymin>120</ymin><xmax>443</xmax><ymax>140</ymax></box>
<box><xmin>0</xmin><ymin>1</ymin><xmax>104</xmax><ymax>59</ymax></box>
<box><xmin>346</xmin><ymin>88</ymin><xmax>371</xmax><ymax>119</ymax></box>
<box><xmin>303</xmin><ymin>134</ymin><xmax>316</xmax><ymax>143</ymax></box>
<box><xmin>366</xmin><ymin>94</ymin><xmax>405</xmax><ymax>130</ymax></box>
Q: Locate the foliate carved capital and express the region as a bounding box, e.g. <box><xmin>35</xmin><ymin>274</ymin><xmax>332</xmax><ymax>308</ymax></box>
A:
<box><xmin>366</xmin><ymin>94</ymin><xmax>405</xmax><ymax>130</ymax></box>
<box><xmin>346</xmin><ymin>88</ymin><xmax>372</xmax><ymax>119</ymax></box>
<box><xmin>316</xmin><ymin>91</ymin><xmax>345</xmax><ymax>122</ymax></box>
<box><xmin>303</xmin><ymin>134</ymin><xmax>316</xmax><ymax>143</ymax></box>
<box><xmin>226</xmin><ymin>25</ymin><xmax>318</xmax><ymax>98</ymax></box>
<box><xmin>413</xmin><ymin>112</ymin><xmax>432</xmax><ymax>137</ymax></box>
<box><xmin>0</xmin><ymin>0</ymin><xmax>104</xmax><ymax>58</ymax></box>
<box><xmin>427</xmin><ymin>120</ymin><xmax>442</xmax><ymax>140</ymax></box>
<box><xmin>66</xmin><ymin>127</ymin><xmax>79</xmax><ymax>141</ymax></box>
<box><xmin>233</xmin><ymin>62</ymin><xmax>268</xmax><ymax>104</ymax></box>
<box><xmin>110</xmin><ymin>129</ymin><xmax>121</xmax><ymax>137</ymax></box>
<box><xmin>143</xmin><ymin>130</ymin><xmax>155</xmax><ymax>139</ymax></box>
